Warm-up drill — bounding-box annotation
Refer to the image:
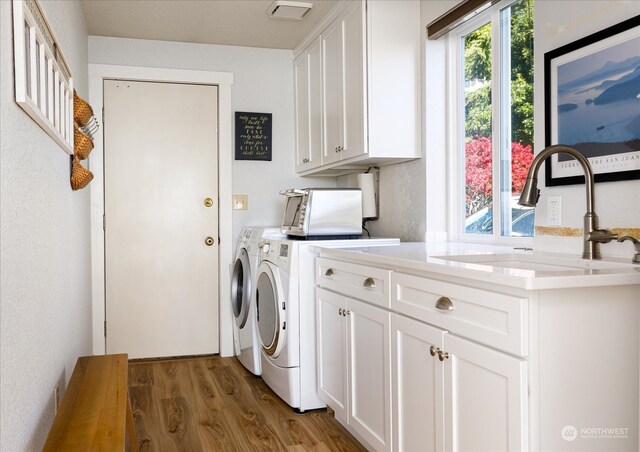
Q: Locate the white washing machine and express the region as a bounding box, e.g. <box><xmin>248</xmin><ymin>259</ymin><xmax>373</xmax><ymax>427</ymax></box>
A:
<box><xmin>231</xmin><ymin>227</ymin><xmax>283</xmax><ymax>375</ymax></box>
<box><xmin>255</xmin><ymin>237</ymin><xmax>399</xmax><ymax>412</ymax></box>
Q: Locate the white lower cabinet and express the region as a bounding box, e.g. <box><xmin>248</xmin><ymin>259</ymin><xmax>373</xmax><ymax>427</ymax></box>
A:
<box><xmin>317</xmin><ymin>287</ymin><xmax>348</xmax><ymax>419</ymax></box>
<box><xmin>443</xmin><ymin>333</ymin><xmax>528</xmax><ymax>452</ymax></box>
<box><xmin>319</xmin><ymin>255</ymin><xmax>640</xmax><ymax>451</ymax></box>
<box><xmin>390</xmin><ymin>272</ymin><xmax>529</xmax><ymax>452</ymax></box>
<box><xmin>391</xmin><ymin>313</ymin><xmax>445</xmax><ymax>452</ymax></box>
<box><xmin>317</xmin><ymin>287</ymin><xmax>391</xmax><ymax>451</ymax></box>
<box><xmin>391</xmin><ymin>314</ymin><xmax>527</xmax><ymax>452</ymax></box>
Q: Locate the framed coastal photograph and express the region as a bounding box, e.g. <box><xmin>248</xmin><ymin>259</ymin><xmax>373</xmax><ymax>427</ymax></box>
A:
<box><xmin>544</xmin><ymin>15</ymin><xmax>640</xmax><ymax>186</ymax></box>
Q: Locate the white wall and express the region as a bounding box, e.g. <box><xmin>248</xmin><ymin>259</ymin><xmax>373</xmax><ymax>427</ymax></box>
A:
<box><xmin>533</xmin><ymin>0</ymin><xmax>640</xmax><ymax>255</ymax></box>
<box><xmin>0</xmin><ymin>1</ymin><xmax>91</xmax><ymax>450</ymax></box>
<box><xmin>88</xmin><ymin>36</ymin><xmax>336</xmax><ymax>247</ymax></box>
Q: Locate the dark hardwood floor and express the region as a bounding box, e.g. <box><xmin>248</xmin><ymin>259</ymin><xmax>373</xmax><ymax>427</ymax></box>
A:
<box><xmin>128</xmin><ymin>356</ymin><xmax>366</xmax><ymax>451</ymax></box>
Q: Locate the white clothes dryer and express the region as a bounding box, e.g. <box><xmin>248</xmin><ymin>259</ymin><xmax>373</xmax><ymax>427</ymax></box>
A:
<box><xmin>231</xmin><ymin>227</ymin><xmax>283</xmax><ymax>375</ymax></box>
<box><xmin>255</xmin><ymin>237</ymin><xmax>399</xmax><ymax>412</ymax></box>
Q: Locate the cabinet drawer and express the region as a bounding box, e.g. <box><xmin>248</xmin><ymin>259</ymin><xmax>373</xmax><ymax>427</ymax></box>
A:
<box><xmin>317</xmin><ymin>257</ymin><xmax>391</xmax><ymax>308</ymax></box>
<box><xmin>391</xmin><ymin>273</ymin><xmax>527</xmax><ymax>356</ymax></box>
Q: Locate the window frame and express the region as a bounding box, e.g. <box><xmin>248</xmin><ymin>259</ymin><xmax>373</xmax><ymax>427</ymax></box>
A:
<box><xmin>447</xmin><ymin>0</ymin><xmax>534</xmax><ymax>246</ymax></box>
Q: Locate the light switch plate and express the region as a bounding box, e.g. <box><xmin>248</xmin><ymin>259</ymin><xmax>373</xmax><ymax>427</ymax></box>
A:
<box><xmin>548</xmin><ymin>195</ymin><xmax>561</xmax><ymax>226</ymax></box>
<box><xmin>232</xmin><ymin>195</ymin><xmax>248</xmax><ymax>210</ymax></box>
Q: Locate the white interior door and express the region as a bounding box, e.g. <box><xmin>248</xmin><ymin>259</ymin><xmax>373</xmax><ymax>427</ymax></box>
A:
<box><xmin>103</xmin><ymin>79</ymin><xmax>219</xmax><ymax>359</ymax></box>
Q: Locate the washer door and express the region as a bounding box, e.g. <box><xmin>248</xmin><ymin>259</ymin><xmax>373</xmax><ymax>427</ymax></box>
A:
<box><xmin>231</xmin><ymin>248</ymin><xmax>251</xmax><ymax>329</ymax></box>
<box><xmin>255</xmin><ymin>261</ymin><xmax>287</xmax><ymax>358</ymax></box>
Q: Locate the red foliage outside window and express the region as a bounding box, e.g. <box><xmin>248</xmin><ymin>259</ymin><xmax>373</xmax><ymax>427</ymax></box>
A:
<box><xmin>465</xmin><ymin>137</ymin><xmax>533</xmax><ymax>216</ymax></box>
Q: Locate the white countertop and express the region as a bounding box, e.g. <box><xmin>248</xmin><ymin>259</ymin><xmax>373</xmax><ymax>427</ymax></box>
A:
<box><xmin>315</xmin><ymin>242</ymin><xmax>640</xmax><ymax>290</ymax></box>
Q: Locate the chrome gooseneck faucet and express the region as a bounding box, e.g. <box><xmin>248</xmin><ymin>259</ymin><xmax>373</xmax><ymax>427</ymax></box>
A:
<box><xmin>518</xmin><ymin>144</ymin><xmax>617</xmax><ymax>260</ymax></box>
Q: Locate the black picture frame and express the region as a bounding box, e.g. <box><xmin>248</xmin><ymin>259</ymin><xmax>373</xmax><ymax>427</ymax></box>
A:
<box><xmin>235</xmin><ymin>112</ymin><xmax>272</xmax><ymax>161</ymax></box>
<box><xmin>544</xmin><ymin>15</ymin><xmax>640</xmax><ymax>186</ymax></box>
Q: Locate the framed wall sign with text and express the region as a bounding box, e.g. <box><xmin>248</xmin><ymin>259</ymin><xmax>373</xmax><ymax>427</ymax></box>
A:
<box><xmin>235</xmin><ymin>112</ymin><xmax>272</xmax><ymax>161</ymax></box>
<box><xmin>544</xmin><ymin>15</ymin><xmax>640</xmax><ymax>186</ymax></box>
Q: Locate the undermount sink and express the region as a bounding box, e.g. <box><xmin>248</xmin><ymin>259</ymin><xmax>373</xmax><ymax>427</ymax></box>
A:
<box><xmin>432</xmin><ymin>253</ymin><xmax>634</xmax><ymax>272</ymax></box>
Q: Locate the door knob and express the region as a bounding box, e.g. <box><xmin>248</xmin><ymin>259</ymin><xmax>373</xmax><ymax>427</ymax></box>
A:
<box><xmin>205</xmin><ymin>236</ymin><xmax>215</xmax><ymax>246</ymax></box>
<box><xmin>204</xmin><ymin>198</ymin><xmax>213</xmax><ymax>207</ymax></box>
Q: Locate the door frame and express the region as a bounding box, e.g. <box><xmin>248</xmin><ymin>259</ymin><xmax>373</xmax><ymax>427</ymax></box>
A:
<box><xmin>88</xmin><ymin>64</ymin><xmax>234</xmax><ymax>356</ymax></box>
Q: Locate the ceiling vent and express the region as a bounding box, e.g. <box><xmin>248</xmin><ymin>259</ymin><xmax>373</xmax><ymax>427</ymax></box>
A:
<box><xmin>267</xmin><ymin>1</ymin><xmax>313</xmax><ymax>20</ymax></box>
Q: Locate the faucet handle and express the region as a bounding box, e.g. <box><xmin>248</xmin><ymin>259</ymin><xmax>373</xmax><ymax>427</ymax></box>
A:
<box><xmin>588</xmin><ymin>229</ymin><xmax>618</xmax><ymax>244</ymax></box>
<box><xmin>618</xmin><ymin>236</ymin><xmax>640</xmax><ymax>264</ymax></box>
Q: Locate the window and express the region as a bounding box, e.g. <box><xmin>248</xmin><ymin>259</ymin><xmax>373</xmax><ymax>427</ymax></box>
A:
<box><xmin>450</xmin><ymin>0</ymin><xmax>534</xmax><ymax>241</ymax></box>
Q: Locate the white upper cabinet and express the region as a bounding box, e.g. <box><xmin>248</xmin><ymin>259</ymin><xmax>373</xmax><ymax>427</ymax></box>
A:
<box><xmin>294</xmin><ymin>37</ymin><xmax>323</xmax><ymax>172</ymax></box>
<box><xmin>321</xmin><ymin>1</ymin><xmax>366</xmax><ymax>165</ymax></box>
<box><xmin>294</xmin><ymin>0</ymin><xmax>421</xmax><ymax>176</ymax></box>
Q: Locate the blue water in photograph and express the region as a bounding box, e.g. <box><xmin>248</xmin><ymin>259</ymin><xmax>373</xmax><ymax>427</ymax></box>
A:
<box><xmin>556</xmin><ymin>35</ymin><xmax>640</xmax><ymax>160</ymax></box>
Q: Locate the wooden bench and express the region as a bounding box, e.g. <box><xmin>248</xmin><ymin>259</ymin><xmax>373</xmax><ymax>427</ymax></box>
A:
<box><xmin>43</xmin><ymin>354</ymin><xmax>138</xmax><ymax>452</ymax></box>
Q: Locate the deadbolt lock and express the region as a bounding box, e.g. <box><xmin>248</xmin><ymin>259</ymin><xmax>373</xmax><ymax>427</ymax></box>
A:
<box><xmin>204</xmin><ymin>198</ymin><xmax>213</xmax><ymax>207</ymax></box>
<box><xmin>205</xmin><ymin>236</ymin><xmax>215</xmax><ymax>246</ymax></box>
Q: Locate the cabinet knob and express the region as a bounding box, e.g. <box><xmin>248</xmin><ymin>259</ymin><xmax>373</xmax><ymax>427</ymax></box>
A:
<box><xmin>346</xmin><ymin>310</ymin><xmax>351</xmax><ymax>316</ymax></box>
<box><xmin>363</xmin><ymin>277</ymin><xmax>376</xmax><ymax>288</ymax></box>
<box><xmin>429</xmin><ymin>345</ymin><xmax>437</xmax><ymax>357</ymax></box>
<box><xmin>302</xmin><ymin>158</ymin><xmax>309</xmax><ymax>163</ymax></box>
<box><xmin>435</xmin><ymin>296</ymin><xmax>454</xmax><ymax>311</ymax></box>
<box><xmin>325</xmin><ymin>268</ymin><xmax>335</xmax><ymax>277</ymax></box>
<box><xmin>339</xmin><ymin>308</ymin><xmax>344</xmax><ymax>316</ymax></box>
<box><xmin>437</xmin><ymin>350</ymin><xmax>450</xmax><ymax>361</ymax></box>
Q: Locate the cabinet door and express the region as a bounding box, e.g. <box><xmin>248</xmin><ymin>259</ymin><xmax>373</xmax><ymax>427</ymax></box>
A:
<box><xmin>307</xmin><ymin>38</ymin><xmax>323</xmax><ymax>169</ymax></box>
<box><xmin>321</xmin><ymin>18</ymin><xmax>343</xmax><ymax>165</ymax></box>
<box><xmin>392</xmin><ymin>314</ymin><xmax>445</xmax><ymax>452</ymax></box>
<box><xmin>295</xmin><ymin>38</ymin><xmax>323</xmax><ymax>174</ymax></box>
<box><xmin>294</xmin><ymin>51</ymin><xmax>310</xmax><ymax>172</ymax></box>
<box><xmin>348</xmin><ymin>297</ymin><xmax>391</xmax><ymax>452</ymax></box>
<box><xmin>340</xmin><ymin>0</ymin><xmax>366</xmax><ymax>160</ymax></box>
<box><xmin>316</xmin><ymin>288</ymin><xmax>348</xmax><ymax>420</ymax></box>
<box><xmin>444</xmin><ymin>334</ymin><xmax>528</xmax><ymax>452</ymax></box>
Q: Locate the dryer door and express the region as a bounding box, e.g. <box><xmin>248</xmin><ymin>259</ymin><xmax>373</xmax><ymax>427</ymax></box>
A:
<box><xmin>231</xmin><ymin>248</ymin><xmax>251</xmax><ymax>328</ymax></box>
<box><xmin>255</xmin><ymin>261</ymin><xmax>287</xmax><ymax>359</ymax></box>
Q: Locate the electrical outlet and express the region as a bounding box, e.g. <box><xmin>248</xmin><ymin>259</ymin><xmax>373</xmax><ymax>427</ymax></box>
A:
<box><xmin>232</xmin><ymin>195</ymin><xmax>248</xmax><ymax>210</ymax></box>
<box><xmin>54</xmin><ymin>385</ymin><xmax>60</xmax><ymax>414</ymax></box>
<box><xmin>548</xmin><ymin>195</ymin><xmax>561</xmax><ymax>226</ymax></box>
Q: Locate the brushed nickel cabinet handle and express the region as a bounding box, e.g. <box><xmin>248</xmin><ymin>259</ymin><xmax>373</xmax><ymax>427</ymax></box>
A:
<box><xmin>325</xmin><ymin>268</ymin><xmax>334</xmax><ymax>277</ymax></box>
<box><xmin>363</xmin><ymin>277</ymin><xmax>376</xmax><ymax>288</ymax></box>
<box><xmin>438</xmin><ymin>350</ymin><xmax>450</xmax><ymax>361</ymax></box>
<box><xmin>339</xmin><ymin>308</ymin><xmax>343</xmax><ymax>316</ymax></box>
<box><xmin>429</xmin><ymin>346</ymin><xmax>437</xmax><ymax>357</ymax></box>
<box><xmin>435</xmin><ymin>296</ymin><xmax>454</xmax><ymax>311</ymax></box>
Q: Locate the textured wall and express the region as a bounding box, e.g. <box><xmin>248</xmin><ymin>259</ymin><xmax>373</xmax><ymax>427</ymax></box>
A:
<box><xmin>88</xmin><ymin>36</ymin><xmax>336</xmax><ymax>248</ymax></box>
<box><xmin>0</xmin><ymin>1</ymin><xmax>91</xmax><ymax>451</ymax></box>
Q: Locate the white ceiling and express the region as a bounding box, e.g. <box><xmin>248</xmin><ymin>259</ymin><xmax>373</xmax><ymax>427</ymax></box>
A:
<box><xmin>81</xmin><ymin>0</ymin><xmax>338</xmax><ymax>50</ymax></box>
